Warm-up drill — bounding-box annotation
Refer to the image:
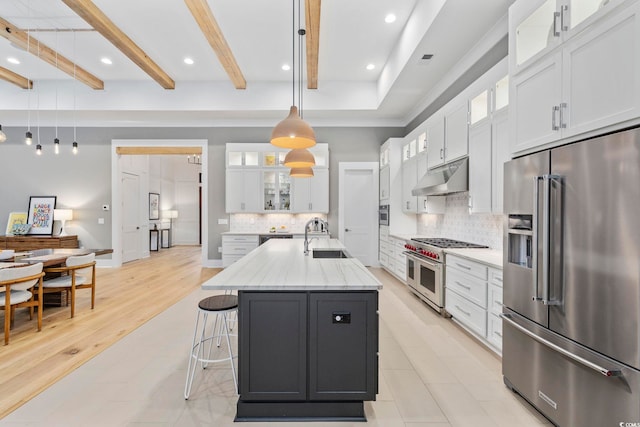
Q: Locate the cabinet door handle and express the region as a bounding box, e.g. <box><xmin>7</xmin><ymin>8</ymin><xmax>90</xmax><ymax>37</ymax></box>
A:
<box><xmin>345</xmin><ymin>228</ymin><xmax>351</xmax><ymax>232</ymax></box>
<box><xmin>560</xmin><ymin>5</ymin><xmax>568</xmax><ymax>31</ymax></box>
<box><xmin>440</xmin><ymin>148</ymin><xmax>444</xmax><ymax>159</ymax></box>
<box><xmin>553</xmin><ymin>11</ymin><xmax>561</xmax><ymax>37</ymax></box>
<box><xmin>551</xmin><ymin>105</ymin><xmax>560</xmax><ymax>131</ymax></box>
<box><xmin>455</xmin><ymin>305</ymin><xmax>471</xmax><ymax>317</ymax></box>
<box><xmin>559</xmin><ymin>102</ymin><xmax>567</xmax><ymax>129</ymax></box>
<box><xmin>455</xmin><ymin>263</ymin><xmax>472</xmax><ymax>270</ymax></box>
<box><xmin>455</xmin><ymin>281</ymin><xmax>471</xmax><ymax>291</ymax></box>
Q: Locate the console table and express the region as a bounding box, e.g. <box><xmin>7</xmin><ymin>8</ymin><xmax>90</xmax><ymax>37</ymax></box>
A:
<box><xmin>0</xmin><ymin>235</ymin><xmax>79</xmax><ymax>251</ymax></box>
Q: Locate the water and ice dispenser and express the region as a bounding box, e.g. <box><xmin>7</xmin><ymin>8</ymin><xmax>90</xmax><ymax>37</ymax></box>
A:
<box><xmin>507</xmin><ymin>215</ymin><xmax>533</xmax><ymax>269</ymax></box>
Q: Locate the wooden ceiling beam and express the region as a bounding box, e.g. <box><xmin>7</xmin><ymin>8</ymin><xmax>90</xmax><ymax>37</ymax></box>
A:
<box><xmin>0</xmin><ymin>65</ymin><xmax>33</xmax><ymax>89</ymax></box>
<box><xmin>0</xmin><ymin>16</ymin><xmax>104</xmax><ymax>90</ymax></box>
<box><xmin>116</xmin><ymin>147</ymin><xmax>202</xmax><ymax>155</ymax></box>
<box><xmin>305</xmin><ymin>0</ymin><xmax>320</xmax><ymax>89</ymax></box>
<box><xmin>184</xmin><ymin>0</ymin><xmax>246</xmax><ymax>90</ymax></box>
<box><xmin>61</xmin><ymin>0</ymin><xmax>175</xmax><ymax>90</ymax></box>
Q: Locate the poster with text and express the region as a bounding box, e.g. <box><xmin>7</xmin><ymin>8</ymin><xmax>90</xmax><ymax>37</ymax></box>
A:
<box><xmin>27</xmin><ymin>196</ymin><xmax>57</xmax><ymax>235</ymax></box>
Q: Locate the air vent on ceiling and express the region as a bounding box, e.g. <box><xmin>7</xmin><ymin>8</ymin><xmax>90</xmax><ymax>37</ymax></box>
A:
<box><xmin>417</xmin><ymin>53</ymin><xmax>434</xmax><ymax>66</ymax></box>
<box><xmin>422</xmin><ymin>54</ymin><xmax>434</xmax><ymax>60</ymax></box>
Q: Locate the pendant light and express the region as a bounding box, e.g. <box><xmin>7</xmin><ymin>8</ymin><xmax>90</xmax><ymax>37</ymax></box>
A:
<box><xmin>270</xmin><ymin>0</ymin><xmax>316</xmax><ymax>149</ymax></box>
<box><xmin>290</xmin><ymin>167</ymin><xmax>314</xmax><ymax>178</ymax></box>
<box><xmin>25</xmin><ymin>20</ymin><xmax>32</xmax><ymax>145</ymax></box>
<box><xmin>0</xmin><ymin>125</ymin><xmax>7</xmax><ymax>143</ymax></box>
<box><xmin>72</xmin><ymin>30</ymin><xmax>78</xmax><ymax>155</ymax></box>
<box><xmin>53</xmin><ymin>30</ymin><xmax>60</xmax><ymax>155</ymax></box>
<box><xmin>284</xmin><ymin>148</ymin><xmax>315</xmax><ymax>168</ymax></box>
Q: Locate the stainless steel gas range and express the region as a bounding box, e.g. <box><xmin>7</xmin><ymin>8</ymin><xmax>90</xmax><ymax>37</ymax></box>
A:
<box><xmin>403</xmin><ymin>238</ymin><xmax>487</xmax><ymax>313</ymax></box>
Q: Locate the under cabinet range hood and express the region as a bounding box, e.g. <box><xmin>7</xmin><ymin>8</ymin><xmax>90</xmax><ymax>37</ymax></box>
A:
<box><xmin>412</xmin><ymin>157</ymin><xmax>468</xmax><ymax>196</ymax></box>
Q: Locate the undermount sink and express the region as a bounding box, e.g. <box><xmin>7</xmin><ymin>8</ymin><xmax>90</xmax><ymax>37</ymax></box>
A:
<box><xmin>312</xmin><ymin>249</ymin><xmax>351</xmax><ymax>259</ymax></box>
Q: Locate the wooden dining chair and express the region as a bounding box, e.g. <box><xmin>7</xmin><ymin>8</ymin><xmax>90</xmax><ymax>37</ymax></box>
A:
<box><xmin>0</xmin><ymin>263</ymin><xmax>45</xmax><ymax>345</ymax></box>
<box><xmin>43</xmin><ymin>253</ymin><xmax>96</xmax><ymax>318</ymax></box>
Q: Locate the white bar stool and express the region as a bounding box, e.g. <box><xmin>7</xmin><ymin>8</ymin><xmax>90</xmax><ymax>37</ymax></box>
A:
<box><xmin>184</xmin><ymin>294</ymin><xmax>238</xmax><ymax>399</ymax></box>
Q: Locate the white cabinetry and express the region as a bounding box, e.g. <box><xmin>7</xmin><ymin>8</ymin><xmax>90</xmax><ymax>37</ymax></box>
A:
<box><xmin>510</xmin><ymin>0</ymin><xmax>640</xmax><ymax>153</ymax></box>
<box><xmin>445</xmin><ymin>254</ymin><xmax>503</xmax><ymax>354</ymax></box>
<box><xmin>379</xmin><ymin>166</ymin><xmax>390</xmax><ymax>202</ymax></box>
<box><xmin>291</xmin><ymin>168</ymin><xmax>329</xmax><ymax>213</ymax></box>
<box><xmin>427</xmin><ymin>101</ymin><xmax>469</xmax><ymax>170</ymax></box>
<box><xmin>226</xmin><ymin>169</ymin><xmax>262</xmax><ymax>213</ymax></box>
<box><xmin>402</xmin><ymin>137</ymin><xmax>445</xmax><ymax>215</ymax></box>
<box><xmin>225</xmin><ymin>143</ymin><xmax>329</xmax><ymax>213</ymax></box>
<box><xmin>378</xmin><ymin>227</ymin><xmax>407</xmax><ymax>281</ymax></box>
<box><xmin>468</xmin><ymin>59</ymin><xmax>510</xmax><ymax>214</ymax></box>
<box><xmin>222</xmin><ymin>234</ymin><xmax>259</xmax><ymax>267</ymax></box>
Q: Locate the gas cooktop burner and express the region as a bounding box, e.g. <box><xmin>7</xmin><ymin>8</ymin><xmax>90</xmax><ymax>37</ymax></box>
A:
<box><xmin>411</xmin><ymin>238</ymin><xmax>488</xmax><ymax>249</ymax></box>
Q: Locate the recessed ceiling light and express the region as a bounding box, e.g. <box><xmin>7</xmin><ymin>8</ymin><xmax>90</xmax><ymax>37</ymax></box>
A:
<box><xmin>100</xmin><ymin>57</ymin><xmax>112</xmax><ymax>65</ymax></box>
<box><xmin>385</xmin><ymin>14</ymin><xmax>396</xmax><ymax>23</ymax></box>
<box><xmin>7</xmin><ymin>57</ymin><xmax>20</xmax><ymax>65</ymax></box>
<box><xmin>282</xmin><ymin>64</ymin><xmax>291</xmax><ymax>71</ymax></box>
<box><xmin>366</xmin><ymin>63</ymin><xmax>375</xmax><ymax>71</ymax></box>
<box><xmin>184</xmin><ymin>57</ymin><xmax>194</xmax><ymax>65</ymax></box>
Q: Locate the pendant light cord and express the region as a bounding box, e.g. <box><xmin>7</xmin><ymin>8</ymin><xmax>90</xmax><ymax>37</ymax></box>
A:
<box><xmin>54</xmin><ymin>29</ymin><xmax>58</xmax><ymax>139</ymax></box>
<box><xmin>292</xmin><ymin>0</ymin><xmax>295</xmax><ymax>107</ymax></box>
<box><xmin>298</xmin><ymin>0</ymin><xmax>303</xmax><ymax>118</ymax></box>
<box><xmin>73</xmin><ymin>30</ymin><xmax>77</xmax><ymax>143</ymax></box>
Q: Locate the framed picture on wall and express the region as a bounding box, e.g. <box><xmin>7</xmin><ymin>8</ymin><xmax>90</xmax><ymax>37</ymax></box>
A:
<box><xmin>149</xmin><ymin>193</ymin><xmax>160</xmax><ymax>220</ymax></box>
<box><xmin>27</xmin><ymin>196</ymin><xmax>57</xmax><ymax>235</ymax></box>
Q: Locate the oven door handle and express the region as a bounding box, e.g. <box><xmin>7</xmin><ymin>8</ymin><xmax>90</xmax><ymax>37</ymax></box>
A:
<box><xmin>404</xmin><ymin>252</ymin><xmax>441</xmax><ymax>269</ymax></box>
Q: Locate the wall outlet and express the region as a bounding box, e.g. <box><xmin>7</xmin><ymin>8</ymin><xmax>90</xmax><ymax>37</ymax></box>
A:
<box><xmin>218</xmin><ymin>218</ymin><xmax>228</xmax><ymax>225</ymax></box>
<box><xmin>102</xmin><ymin>204</ymin><xmax>110</xmax><ymax>211</ymax></box>
<box><xmin>98</xmin><ymin>218</ymin><xmax>105</xmax><ymax>224</ymax></box>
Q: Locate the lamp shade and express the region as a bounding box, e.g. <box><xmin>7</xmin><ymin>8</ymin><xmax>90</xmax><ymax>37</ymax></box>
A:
<box><xmin>54</xmin><ymin>209</ymin><xmax>73</xmax><ymax>221</ymax></box>
<box><xmin>290</xmin><ymin>167</ymin><xmax>314</xmax><ymax>178</ymax></box>
<box><xmin>284</xmin><ymin>148</ymin><xmax>315</xmax><ymax>168</ymax></box>
<box><xmin>162</xmin><ymin>209</ymin><xmax>179</xmax><ymax>219</ymax></box>
<box><xmin>270</xmin><ymin>106</ymin><xmax>316</xmax><ymax>149</ymax></box>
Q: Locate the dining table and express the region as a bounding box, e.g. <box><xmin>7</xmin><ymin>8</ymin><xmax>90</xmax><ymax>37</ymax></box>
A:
<box><xmin>15</xmin><ymin>248</ymin><xmax>113</xmax><ymax>267</ymax></box>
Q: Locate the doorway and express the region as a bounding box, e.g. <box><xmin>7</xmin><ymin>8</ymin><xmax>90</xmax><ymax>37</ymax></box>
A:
<box><xmin>338</xmin><ymin>162</ymin><xmax>379</xmax><ymax>266</ymax></box>
<box><xmin>111</xmin><ymin>140</ymin><xmax>208</xmax><ymax>268</ymax></box>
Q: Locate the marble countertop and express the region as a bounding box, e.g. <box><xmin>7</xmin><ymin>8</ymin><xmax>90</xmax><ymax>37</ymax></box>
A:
<box><xmin>202</xmin><ymin>239</ymin><xmax>382</xmax><ymax>291</ymax></box>
<box><xmin>444</xmin><ymin>248</ymin><xmax>503</xmax><ymax>269</ymax></box>
<box><xmin>221</xmin><ymin>231</ymin><xmax>329</xmax><ymax>236</ymax></box>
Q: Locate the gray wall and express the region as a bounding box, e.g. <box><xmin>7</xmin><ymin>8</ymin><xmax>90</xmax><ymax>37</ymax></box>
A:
<box><xmin>0</xmin><ymin>125</ymin><xmax>401</xmax><ymax>260</ymax></box>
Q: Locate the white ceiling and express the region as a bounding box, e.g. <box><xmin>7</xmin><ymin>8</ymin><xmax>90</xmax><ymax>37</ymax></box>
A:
<box><xmin>0</xmin><ymin>0</ymin><xmax>514</xmax><ymax>127</ymax></box>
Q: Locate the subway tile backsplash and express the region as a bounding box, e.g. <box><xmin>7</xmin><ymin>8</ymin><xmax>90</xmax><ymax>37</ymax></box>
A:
<box><xmin>417</xmin><ymin>193</ymin><xmax>503</xmax><ymax>250</ymax></box>
<box><xmin>230</xmin><ymin>213</ymin><xmax>328</xmax><ymax>233</ymax></box>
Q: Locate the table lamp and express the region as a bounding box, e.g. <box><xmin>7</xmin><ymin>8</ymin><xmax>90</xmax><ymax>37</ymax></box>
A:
<box><xmin>54</xmin><ymin>209</ymin><xmax>73</xmax><ymax>236</ymax></box>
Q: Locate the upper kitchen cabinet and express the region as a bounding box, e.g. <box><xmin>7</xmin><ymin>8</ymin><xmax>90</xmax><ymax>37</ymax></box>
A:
<box><xmin>227</xmin><ymin>150</ymin><xmax>259</xmax><ymax>167</ymax></box>
<box><xmin>379</xmin><ymin>141</ymin><xmax>391</xmax><ymax>202</ymax></box>
<box><xmin>291</xmin><ymin>168</ymin><xmax>329</xmax><ymax>213</ymax></box>
<box><xmin>415</xmin><ymin>132</ymin><xmax>445</xmax><ymax>215</ymax></box>
<box><xmin>427</xmin><ymin>99</ymin><xmax>469</xmax><ymax>170</ymax></box>
<box><xmin>469</xmin><ymin>59</ymin><xmax>510</xmax><ymax>214</ymax></box>
<box><xmin>510</xmin><ymin>0</ymin><xmax>640</xmax><ymax>153</ymax></box>
<box><xmin>226</xmin><ymin>169</ymin><xmax>262</xmax><ymax>213</ymax></box>
<box><xmin>263</xmin><ymin>171</ymin><xmax>291</xmax><ymax>211</ymax></box>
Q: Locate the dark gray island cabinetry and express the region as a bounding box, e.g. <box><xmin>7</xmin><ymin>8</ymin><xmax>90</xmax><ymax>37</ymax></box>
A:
<box><xmin>201</xmin><ymin>239</ymin><xmax>382</xmax><ymax>421</ymax></box>
<box><xmin>237</xmin><ymin>291</ymin><xmax>378</xmax><ymax>421</ymax></box>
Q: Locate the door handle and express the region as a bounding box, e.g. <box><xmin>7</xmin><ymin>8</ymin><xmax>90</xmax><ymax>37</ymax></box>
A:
<box><xmin>136</xmin><ymin>226</ymin><xmax>140</xmax><ymax>230</ymax></box>
<box><xmin>345</xmin><ymin>228</ymin><xmax>351</xmax><ymax>232</ymax></box>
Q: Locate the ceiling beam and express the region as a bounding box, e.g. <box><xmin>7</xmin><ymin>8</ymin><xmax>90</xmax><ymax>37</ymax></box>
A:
<box><xmin>0</xmin><ymin>16</ymin><xmax>104</xmax><ymax>90</ymax></box>
<box><xmin>0</xmin><ymin>65</ymin><xmax>33</xmax><ymax>89</ymax></box>
<box><xmin>61</xmin><ymin>0</ymin><xmax>175</xmax><ymax>89</ymax></box>
<box><xmin>116</xmin><ymin>146</ymin><xmax>202</xmax><ymax>155</ymax></box>
<box><xmin>184</xmin><ymin>0</ymin><xmax>246</xmax><ymax>89</ymax></box>
<box><xmin>305</xmin><ymin>0</ymin><xmax>320</xmax><ymax>89</ymax></box>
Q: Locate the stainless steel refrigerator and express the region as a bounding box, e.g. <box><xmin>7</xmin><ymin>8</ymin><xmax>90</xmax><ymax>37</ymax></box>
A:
<box><xmin>503</xmin><ymin>126</ymin><xmax>640</xmax><ymax>427</ymax></box>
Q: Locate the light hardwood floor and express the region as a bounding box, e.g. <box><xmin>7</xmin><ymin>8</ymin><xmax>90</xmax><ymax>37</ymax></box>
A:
<box><xmin>0</xmin><ymin>246</ymin><xmax>217</xmax><ymax>419</ymax></box>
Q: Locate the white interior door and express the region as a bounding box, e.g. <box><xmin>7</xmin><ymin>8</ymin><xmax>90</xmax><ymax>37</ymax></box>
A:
<box><xmin>339</xmin><ymin>163</ymin><xmax>379</xmax><ymax>266</ymax></box>
<box><xmin>122</xmin><ymin>172</ymin><xmax>141</xmax><ymax>263</ymax></box>
<box><xmin>175</xmin><ymin>179</ymin><xmax>200</xmax><ymax>245</ymax></box>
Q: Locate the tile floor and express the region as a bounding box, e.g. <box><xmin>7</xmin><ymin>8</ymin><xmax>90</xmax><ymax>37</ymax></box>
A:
<box><xmin>1</xmin><ymin>268</ymin><xmax>550</xmax><ymax>427</ymax></box>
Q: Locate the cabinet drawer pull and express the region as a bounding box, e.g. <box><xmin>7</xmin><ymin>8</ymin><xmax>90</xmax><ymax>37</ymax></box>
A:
<box><xmin>455</xmin><ymin>305</ymin><xmax>471</xmax><ymax>317</ymax></box>
<box><xmin>495</xmin><ymin>331</ymin><xmax>503</xmax><ymax>338</ymax></box>
<box><xmin>559</xmin><ymin>102</ymin><xmax>567</xmax><ymax>129</ymax></box>
<box><xmin>455</xmin><ymin>281</ymin><xmax>471</xmax><ymax>290</ymax></box>
<box><xmin>552</xmin><ymin>105</ymin><xmax>560</xmax><ymax>131</ymax></box>
<box><xmin>552</xmin><ymin>11</ymin><xmax>561</xmax><ymax>37</ymax></box>
<box><xmin>455</xmin><ymin>263</ymin><xmax>471</xmax><ymax>270</ymax></box>
<box><xmin>494</xmin><ymin>277</ymin><xmax>503</xmax><ymax>283</ymax></box>
<box><xmin>494</xmin><ymin>300</ymin><xmax>502</xmax><ymax>305</ymax></box>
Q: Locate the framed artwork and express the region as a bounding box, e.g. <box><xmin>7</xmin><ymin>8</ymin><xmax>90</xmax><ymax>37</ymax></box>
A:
<box><xmin>27</xmin><ymin>196</ymin><xmax>57</xmax><ymax>235</ymax></box>
<box><xmin>5</xmin><ymin>212</ymin><xmax>28</xmax><ymax>234</ymax></box>
<box><xmin>149</xmin><ymin>193</ymin><xmax>160</xmax><ymax>220</ymax></box>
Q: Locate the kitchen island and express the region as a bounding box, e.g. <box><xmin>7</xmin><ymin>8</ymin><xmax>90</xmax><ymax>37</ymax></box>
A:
<box><xmin>201</xmin><ymin>238</ymin><xmax>381</xmax><ymax>422</ymax></box>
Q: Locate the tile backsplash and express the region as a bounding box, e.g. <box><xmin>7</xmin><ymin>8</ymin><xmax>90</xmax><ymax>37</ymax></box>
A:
<box><xmin>230</xmin><ymin>213</ymin><xmax>328</xmax><ymax>233</ymax></box>
<box><xmin>417</xmin><ymin>193</ymin><xmax>503</xmax><ymax>250</ymax></box>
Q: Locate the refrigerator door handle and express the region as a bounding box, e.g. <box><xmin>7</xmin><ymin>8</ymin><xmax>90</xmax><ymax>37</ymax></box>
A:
<box><xmin>532</xmin><ymin>176</ymin><xmax>543</xmax><ymax>301</ymax></box>
<box><xmin>543</xmin><ymin>174</ymin><xmax>563</xmax><ymax>306</ymax></box>
<box><xmin>500</xmin><ymin>313</ymin><xmax>623</xmax><ymax>378</ymax></box>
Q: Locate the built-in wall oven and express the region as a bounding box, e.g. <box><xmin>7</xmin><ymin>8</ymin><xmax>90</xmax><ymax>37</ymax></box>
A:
<box><xmin>404</xmin><ymin>238</ymin><xmax>488</xmax><ymax>314</ymax></box>
<box><xmin>379</xmin><ymin>205</ymin><xmax>389</xmax><ymax>226</ymax></box>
